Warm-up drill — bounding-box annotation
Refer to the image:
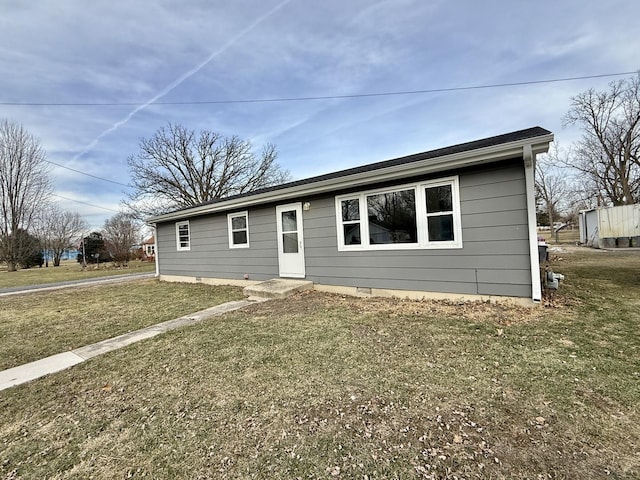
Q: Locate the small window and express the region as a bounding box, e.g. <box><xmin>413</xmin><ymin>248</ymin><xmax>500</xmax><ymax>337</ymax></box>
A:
<box><xmin>228</xmin><ymin>211</ymin><xmax>249</xmax><ymax>248</ymax></box>
<box><xmin>425</xmin><ymin>184</ymin><xmax>455</xmax><ymax>242</ymax></box>
<box><xmin>176</xmin><ymin>221</ymin><xmax>190</xmax><ymax>251</ymax></box>
<box><xmin>340</xmin><ymin>198</ymin><xmax>361</xmax><ymax>246</ymax></box>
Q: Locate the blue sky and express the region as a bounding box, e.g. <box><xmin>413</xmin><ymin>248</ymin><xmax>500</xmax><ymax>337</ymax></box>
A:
<box><xmin>1</xmin><ymin>0</ymin><xmax>638</xmax><ymax>230</ymax></box>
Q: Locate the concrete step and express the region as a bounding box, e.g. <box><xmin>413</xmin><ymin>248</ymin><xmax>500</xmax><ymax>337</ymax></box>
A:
<box><xmin>243</xmin><ymin>278</ymin><xmax>313</xmax><ymax>299</ymax></box>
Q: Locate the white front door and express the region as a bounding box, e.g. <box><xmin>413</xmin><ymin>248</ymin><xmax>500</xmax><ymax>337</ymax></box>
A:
<box><xmin>276</xmin><ymin>203</ymin><xmax>305</xmax><ymax>278</ymax></box>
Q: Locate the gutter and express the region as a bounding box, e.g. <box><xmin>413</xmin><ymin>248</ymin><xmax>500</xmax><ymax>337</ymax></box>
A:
<box><xmin>151</xmin><ymin>223</ymin><xmax>159</xmax><ymax>278</ymax></box>
<box><xmin>523</xmin><ymin>144</ymin><xmax>546</xmax><ymax>302</ymax></box>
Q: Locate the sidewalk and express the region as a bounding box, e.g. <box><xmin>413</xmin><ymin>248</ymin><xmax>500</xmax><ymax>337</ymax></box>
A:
<box><xmin>0</xmin><ymin>296</ymin><xmax>268</xmax><ymax>391</ymax></box>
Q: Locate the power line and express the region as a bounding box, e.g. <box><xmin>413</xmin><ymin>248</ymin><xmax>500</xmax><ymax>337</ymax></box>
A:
<box><xmin>52</xmin><ymin>194</ymin><xmax>121</xmax><ymax>213</ymax></box>
<box><xmin>46</xmin><ymin>159</ymin><xmax>131</xmax><ymax>187</ymax></box>
<box><xmin>29</xmin><ymin>69</ymin><xmax>640</xmax><ymax>189</ymax></box>
<box><xmin>1</xmin><ymin>71</ymin><xmax>637</xmax><ymax>107</ymax></box>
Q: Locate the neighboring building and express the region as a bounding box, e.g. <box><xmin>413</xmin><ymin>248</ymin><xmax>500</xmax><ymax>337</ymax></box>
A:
<box><xmin>579</xmin><ymin>204</ymin><xmax>640</xmax><ymax>248</ymax></box>
<box><xmin>142</xmin><ymin>236</ymin><xmax>156</xmax><ymax>260</ymax></box>
<box><xmin>148</xmin><ymin>127</ymin><xmax>553</xmax><ymax>304</ymax></box>
<box><xmin>42</xmin><ymin>248</ymin><xmax>81</xmax><ymax>262</ymax></box>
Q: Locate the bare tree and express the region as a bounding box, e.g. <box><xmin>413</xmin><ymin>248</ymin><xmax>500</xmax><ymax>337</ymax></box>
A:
<box><xmin>31</xmin><ymin>204</ymin><xmax>52</xmax><ymax>267</ymax></box>
<box><xmin>126</xmin><ymin>124</ymin><xmax>291</xmax><ymax>217</ymax></box>
<box><xmin>0</xmin><ymin>120</ymin><xmax>51</xmax><ymax>271</ymax></box>
<box><xmin>563</xmin><ymin>72</ymin><xmax>640</xmax><ymax>205</ymax></box>
<box><xmin>535</xmin><ymin>144</ymin><xmax>569</xmax><ymax>229</ymax></box>
<box><xmin>565</xmin><ymin>170</ymin><xmax>602</xmax><ymax>211</ymax></box>
<box><xmin>102</xmin><ymin>212</ymin><xmax>141</xmax><ymax>266</ymax></box>
<box><xmin>44</xmin><ymin>206</ymin><xmax>88</xmax><ymax>267</ymax></box>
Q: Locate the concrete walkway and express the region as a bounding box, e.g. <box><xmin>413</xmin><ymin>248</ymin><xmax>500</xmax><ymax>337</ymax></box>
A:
<box><xmin>0</xmin><ymin>296</ymin><xmax>268</xmax><ymax>391</ymax></box>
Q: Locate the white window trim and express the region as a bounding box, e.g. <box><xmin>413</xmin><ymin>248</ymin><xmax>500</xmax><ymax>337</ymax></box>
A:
<box><xmin>176</xmin><ymin>220</ymin><xmax>191</xmax><ymax>251</ymax></box>
<box><xmin>338</xmin><ymin>196</ymin><xmax>363</xmax><ymax>248</ymax></box>
<box><xmin>227</xmin><ymin>211</ymin><xmax>250</xmax><ymax>249</ymax></box>
<box><xmin>422</xmin><ymin>177</ymin><xmax>462</xmax><ymax>248</ymax></box>
<box><xmin>335</xmin><ymin>176</ymin><xmax>462</xmax><ymax>251</ymax></box>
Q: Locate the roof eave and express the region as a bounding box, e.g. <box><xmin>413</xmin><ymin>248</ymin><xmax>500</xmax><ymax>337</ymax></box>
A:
<box><xmin>147</xmin><ymin>133</ymin><xmax>553</xmax><ymax>223</ymax></box>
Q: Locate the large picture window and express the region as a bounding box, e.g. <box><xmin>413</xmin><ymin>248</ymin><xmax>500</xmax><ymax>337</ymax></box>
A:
<box><xmin>366</xmin><ymin>189</ymin><xmax>417</xmax><ymax>244</ymax></box>
<box><xmin>228</xmin><ymin>211</ymin><xmax>249</xmax><ymax>248</ymax></box>
<box><xmin>335</xmin><ymin>177</ymin><xmax>462</xmax><ymax>251</ymax></box>
<box><xmin>176</xmin><ymin>220</ymin><xmax>190</xmax><ymax>251</ymax></box>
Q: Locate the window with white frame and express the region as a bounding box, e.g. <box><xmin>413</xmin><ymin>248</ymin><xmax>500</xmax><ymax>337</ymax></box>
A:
<box><xmin>335</xmin><ymin>176</ymin><xmax>462</xmax><ymax>251</ymax></box>
<box><xmin>367</xmin><ymin>188</ymin><xmax>417</xmax><ymax>245</ymax></box>
<box><xmin>228</xmin><ymin>211</ymin><xmax>249</xmax><ymax>248</ymax></box>
<box><xmin>425</xmin><ymin>182</ymin><xmax>455</xmax><ymax>242</ymax></box>
<box><xmin>176</xmin><ymin>221</ymin><xmax>191</xmax><ymax>251</ymax></box>
<box><xmin>340</xmin><ymin>198</ymin><xmax>362</xmax><ymax>246</ymax></box>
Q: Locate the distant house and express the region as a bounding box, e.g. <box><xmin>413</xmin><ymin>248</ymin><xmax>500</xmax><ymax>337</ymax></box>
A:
<box><xmin>147</xmin><ymin>127</ymin><xmax>553</xmax><ymax>304</ymax></box>
<box><xmin>142</xmin><ymin>236</ymin><xmax>156</xmax><ymax>260</ymax></box>
<box><xmin>579</xmin><ymin>204</ymin><xmax>640</xmax><ymax>248</ymax></box>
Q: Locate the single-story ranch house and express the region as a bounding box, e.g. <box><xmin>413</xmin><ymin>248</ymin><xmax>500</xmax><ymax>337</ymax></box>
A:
<box><xmin>148</xmin><ymin>127</ymin><xmax>553</xmax><ymax>304</ymax></box>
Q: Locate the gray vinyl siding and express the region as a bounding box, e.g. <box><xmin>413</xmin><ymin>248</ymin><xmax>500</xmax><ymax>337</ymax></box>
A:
<box><xmin>156</xmin><ymin>160</ymin><xmax>533</xmax><ymax>298</ymax></box>
<box><xmin>302</xmin><ymin>160</ymin><xmax>532</xmax><ymax>298</ymax></box>
<box><xmin>156</xmin><ymin>207</ymin><xmax>279</xmax><ymax>280</ymax></box>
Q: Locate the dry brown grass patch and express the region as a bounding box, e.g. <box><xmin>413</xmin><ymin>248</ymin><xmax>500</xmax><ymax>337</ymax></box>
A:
<box><xmin>1</xmin><ymin>249</ymin><xmax>639</xmax><ymax>478</ymax></box>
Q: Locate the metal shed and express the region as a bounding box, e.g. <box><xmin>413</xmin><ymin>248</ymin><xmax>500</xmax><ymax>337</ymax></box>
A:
<box><xmin>579</xmin><ymin>204</ymin><xmax>640</xmax><ymax>248</ymax></box>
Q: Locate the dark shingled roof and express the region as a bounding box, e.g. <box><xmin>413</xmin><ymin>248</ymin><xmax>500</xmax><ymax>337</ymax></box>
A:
<box><xmin>168</xmin><ymin>126</ymin><xmax>551</xmax><ymax>214</ymax></box>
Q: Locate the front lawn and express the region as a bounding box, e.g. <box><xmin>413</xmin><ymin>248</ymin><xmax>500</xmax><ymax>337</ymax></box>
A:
<box><xmin>0</xmin><ymin>280</ymin><xmax>244</xmax><ymax>370</ymax></box>
<box><xmin>0</xmin><ymin>260</ymin><xmax>156</xmax><ymax>289</ymax></box>
<box><xmin>0</xmin><ymin>248</ymin><xmax>638</xmax><ymax>478</ymax></box>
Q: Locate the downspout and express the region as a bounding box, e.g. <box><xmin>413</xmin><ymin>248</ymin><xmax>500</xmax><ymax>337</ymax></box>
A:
<box><xmin>152</xmin><ymin>223</ymin><xmax>160</xmax><ymax>278</ymax></box>
<box><xmin>523</xmin><ymin>144</ymin><xmax>542</xmax><ymax>302</ymax></box>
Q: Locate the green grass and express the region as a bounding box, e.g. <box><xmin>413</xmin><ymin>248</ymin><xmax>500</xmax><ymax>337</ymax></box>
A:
<box><xmin>1</xmin><ymin>249</ymin><xmax>639</xmax><ymax>478</ymax></box>
<box><xmin>0</xmin><ymin>260</ymin><xmax>156</xmax><ymax>289</ymax></box>
<box><xmin>0</xmin><ymin>280</ymin><xmax>244</xmax><ymax>370</ymax></box>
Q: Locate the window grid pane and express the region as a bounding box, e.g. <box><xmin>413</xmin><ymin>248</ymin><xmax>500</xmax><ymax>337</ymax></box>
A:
<box><xmin>281</xmin><ymin>211</ymin><xmax>297</xmax><ymax>232</ymax></box>
<box><xmin>341</xmin><ymin>199</ymin><xmax>360</xmax><ymax>221</ymax></box>
<box><xmin>282</xmin><ymin>232</ymin><xmax>298</xmax><ymax>253</ymax></box>
<box><xmin>366</xmin><ymin>189</ymin><xmax>417</xmax><ymax>244</ymax></box>
<box><xmin>343</xmin><ymin>224</ymin><xmax>361</xmax><ymax>245</ymax></box>
<box><xmin>427</xmin><ymin>214</ymin><xmax>454</xmax><ymax>242</ymax></box>
<box><xmin>232</xmin><ymin>230</ymin><xmax>247</xmax><ymax>245</ymax></box>
<box><xmin>231</xmin><ymin>216</ymin><xmax>246</xmax><ymax>230</ymax></box>
<box><xmin>426</xmin><ymin>185</ymin><xmax>453</xmax><ymax>213</ymax></box>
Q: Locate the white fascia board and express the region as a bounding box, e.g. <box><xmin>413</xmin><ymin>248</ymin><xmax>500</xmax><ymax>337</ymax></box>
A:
<box><xmin>148</xmin><ymin>134</ymin><xmax>554</xmax><ymax>224</ymax></box>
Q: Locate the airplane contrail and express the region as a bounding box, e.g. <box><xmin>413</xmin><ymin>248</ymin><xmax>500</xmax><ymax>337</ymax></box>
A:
<box><xmin>71</xmin><ymin>0</ymin><xmax>294</xmax><ymax>164</ymax></box>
